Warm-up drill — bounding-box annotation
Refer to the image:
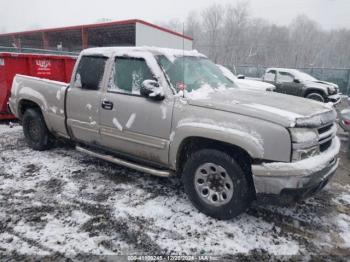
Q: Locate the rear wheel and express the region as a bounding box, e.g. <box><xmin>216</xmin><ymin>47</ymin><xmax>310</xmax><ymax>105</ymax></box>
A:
<box><xmin>306</xmin><ymin>92</ymin><xmax>325</xmax><ymax>102</ymax></box>
<box><xmin>22</xmin><ymin>108</ymin><xmax>53</xmax><ymax>150</ymax></box>
<box><xmin>182</xmin><ymin>149</ymin><xmax>254</xmax><ymax>220</ymax></box>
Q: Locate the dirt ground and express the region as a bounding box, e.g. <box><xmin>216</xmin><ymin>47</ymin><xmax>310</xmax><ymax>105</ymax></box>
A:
<box><xmin>0</xmin><ymin>122</ymin><xmax>349</xmax><ymax>261</ymax></box>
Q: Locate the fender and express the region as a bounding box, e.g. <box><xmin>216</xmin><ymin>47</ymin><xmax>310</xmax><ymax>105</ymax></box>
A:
<box><xmin>17</xmin><ymin>88</ymin><xmax>53</xmax><ymax>130</ymax></box>
<box><xmin>169</xmin><ymin>122</ymin><xmax>264</xmax><ymax>170</ymax></box>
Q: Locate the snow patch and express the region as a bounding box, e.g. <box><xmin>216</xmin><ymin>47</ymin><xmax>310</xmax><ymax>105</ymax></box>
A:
<box><xmin>125</xmin><ymin>113</ymin><xmax>136</xmax><ymax>129</ymax></box>
<box><xmin>160</xmin><ymin>106</ymin><xmax>167</xmax><ymax>120</ymax></box>
<box><xmin>113</xmin><ymin>118</ymin><xmax>123</xmax><ymax>131</ymax></box>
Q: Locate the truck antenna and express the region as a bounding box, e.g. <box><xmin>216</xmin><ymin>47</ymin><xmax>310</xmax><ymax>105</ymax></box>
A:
<box><xmin>182</xmin><ymin>22</ymin><xmax>185</xmax><ymax>98</ymax></box>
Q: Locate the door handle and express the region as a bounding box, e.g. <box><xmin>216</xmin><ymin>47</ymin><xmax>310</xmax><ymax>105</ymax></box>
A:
<box><xmin>102</xmin><ymin>100</ymin><xmax>113</xmax><ymax>110</ymax></box>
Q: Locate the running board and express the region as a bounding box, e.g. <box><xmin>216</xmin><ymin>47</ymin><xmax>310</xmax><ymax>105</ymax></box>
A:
<box><xmin>76</xmin><ymin>146</ymin><xmax>170</xmax><ymax>177</ymax></box>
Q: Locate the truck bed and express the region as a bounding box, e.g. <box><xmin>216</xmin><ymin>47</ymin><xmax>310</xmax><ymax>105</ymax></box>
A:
<box><xmin>9</xmin><ymin>74</ymin><xmax>69</xmax><ymax>138</ymax></box>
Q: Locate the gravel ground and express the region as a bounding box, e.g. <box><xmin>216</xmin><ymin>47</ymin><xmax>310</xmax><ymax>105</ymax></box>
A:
<box><xmin>0</xmin><ymin>122</ymin><xmax>349</xmax><ymax>261</ymax></box>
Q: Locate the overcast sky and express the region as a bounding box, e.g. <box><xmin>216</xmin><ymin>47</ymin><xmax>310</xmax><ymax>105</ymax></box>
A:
<box><xmin>1</xmin><ymin>0</ymin><xmax>349</xmax><ymax>33</ymax></box>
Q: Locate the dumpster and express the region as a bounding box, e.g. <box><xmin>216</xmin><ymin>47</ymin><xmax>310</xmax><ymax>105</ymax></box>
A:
<box><xmin>0</xmin><ymin>52</ymin><xmax>77</xmax><ymax>120</ymax></box>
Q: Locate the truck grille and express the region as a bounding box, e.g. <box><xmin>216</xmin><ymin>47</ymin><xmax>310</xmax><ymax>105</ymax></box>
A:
<box><xmin>317</xmin><ymin>123</ymin><xmax>336</xmax><ymax>152</ymax></box>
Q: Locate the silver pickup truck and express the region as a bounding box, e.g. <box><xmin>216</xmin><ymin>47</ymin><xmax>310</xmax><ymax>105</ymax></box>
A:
<box><xmin>8</xmin><ymin>47</ymin><xmax>340</xmax><ymax>220</ymax></box>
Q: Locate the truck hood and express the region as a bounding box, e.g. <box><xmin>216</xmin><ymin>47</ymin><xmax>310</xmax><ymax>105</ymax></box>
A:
<box><xmin>186</xmin><ymin>87</ymin><xmax>336</xmax><ymax>127</ymax></box>
<box><xmin>304</xmin><ymin>80</ymin><xmax>339</xmax><ymax>94</ymax></box>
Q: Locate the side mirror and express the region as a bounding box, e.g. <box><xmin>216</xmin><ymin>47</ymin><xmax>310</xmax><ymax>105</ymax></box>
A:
<box><xmin>140</xmin><ymin>80</ymin><xmax>165</xmax><ymax>101</ymax></box>
<box><xmin>237</xmin><ymin>74</ymin><xmax>245</xmax><ymax>79</ymax></box>
<box><xmin>293</xmin><ymin>78</ymin><xmax>301</xmax><ymax>84</ymax></box>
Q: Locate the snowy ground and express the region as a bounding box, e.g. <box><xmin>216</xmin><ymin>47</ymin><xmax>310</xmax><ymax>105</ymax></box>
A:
<box><xmin>0</xmin><ymin>123</ymin><xmax>350</xmax><ymax>260</ymax></box>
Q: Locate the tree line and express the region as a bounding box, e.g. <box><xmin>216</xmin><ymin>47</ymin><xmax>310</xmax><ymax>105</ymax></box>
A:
<box><xmin>160</xmin><ymin>1</ymin><xmax>350</xmax><ymax>69</ymax></box>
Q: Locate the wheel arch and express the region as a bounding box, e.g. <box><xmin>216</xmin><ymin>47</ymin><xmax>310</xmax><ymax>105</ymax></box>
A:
<box><xmin>304</xmin><ymin>88</ymin><xmax>327</xmax><ymax>99</ymax></box>
<box><xmin>173</xmin><ymin>136</ymin><xmax>256</xmax><ymax>196</ymax></box>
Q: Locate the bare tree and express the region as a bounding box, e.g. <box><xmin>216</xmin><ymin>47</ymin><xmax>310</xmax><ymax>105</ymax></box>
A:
<box><xmin>157</xmin><ymin>2</ymin><xmax>350</xmax><ymax>69</ymax></box>
<box><xmin>201</xmin><ymin>3</ymin><xmax>224</xmax><ymax>62</ymax></box>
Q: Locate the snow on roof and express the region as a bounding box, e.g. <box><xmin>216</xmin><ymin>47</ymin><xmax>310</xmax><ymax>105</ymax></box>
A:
<box><xmin>266</xmin><ymin>68</ymin><xmax>301</xmax><ymax>74</ymax></box>
<box><xmin>81</xmin><ymin>46</ymin><xmax>206</xmax><ymax>60</ymax></box>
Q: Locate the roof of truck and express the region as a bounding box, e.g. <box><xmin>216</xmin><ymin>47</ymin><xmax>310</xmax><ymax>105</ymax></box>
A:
<box><xmin>81</xmin><ymin>46</ymin><xmax>206</xmax><ymax>60</ymax></box>
<box><xmin>266</xmin><ymin>68</ymin><xmax>301</xmax><ymax>74</ymax></box>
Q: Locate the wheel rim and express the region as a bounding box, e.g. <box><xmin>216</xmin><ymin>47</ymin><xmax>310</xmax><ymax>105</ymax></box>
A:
<box><xmin>194</xmin><ymin>163</ymin><xmax>234</xmax><ymax>207</ymax></box>
<box><xmin>308</xmin><ymin>94</ymin><xmax>324</xmax><ymax>102</ymax></box>
<box><xmin>27</xmin><ymin>118</ymin><xmax>41</xmax><ymax>142</ymax></box>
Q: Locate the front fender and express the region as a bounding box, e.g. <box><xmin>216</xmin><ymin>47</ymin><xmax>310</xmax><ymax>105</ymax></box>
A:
<box><xmin>169</xmin><ymin>122</ymin><xmax>265</xmax><ymax>170</ymax></box>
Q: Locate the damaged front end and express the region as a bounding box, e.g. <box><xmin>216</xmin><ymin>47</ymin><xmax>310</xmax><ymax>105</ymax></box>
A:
<box><xmin>252</xmin><ymin>108</ymin><xmax>340</xmax><ymax>202</ymax></box>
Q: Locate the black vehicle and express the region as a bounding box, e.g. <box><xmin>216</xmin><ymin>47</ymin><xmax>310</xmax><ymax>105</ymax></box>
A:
<box><xmin>262</xmin><ymin>68</ymin><xmax>340</xmax><ymax>103</ymax></box>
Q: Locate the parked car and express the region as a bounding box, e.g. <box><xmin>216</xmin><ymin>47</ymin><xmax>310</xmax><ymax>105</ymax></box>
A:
<box><xmin>338</xmin><ymin>97</ymin><xmax>350</xmax><ymax>132</ymax></box>
<box><xmin>217</xmin><ymin>65</ymin><xmax>276</xmax><ymax>92</ymax></box>
<box><xmin>261</xmin><ymin>68</ymin><xmax>341</xmax><ymax>103</ymax></box>
<box><xmin>9</xmin><ymin>47</ymin><xmax>340</xmax><ymax>220</ymax></box>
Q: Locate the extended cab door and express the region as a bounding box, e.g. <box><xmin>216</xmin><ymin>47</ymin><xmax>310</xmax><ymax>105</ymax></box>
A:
<box><xmin>66</xmin><ymin>55</ymin><xmax>108</xmax><ymax>144</ymax></box>
<box><xmin>98</xmin><ymin>55</ymin><xmax>174</xmax><ymax>166</ymax></box>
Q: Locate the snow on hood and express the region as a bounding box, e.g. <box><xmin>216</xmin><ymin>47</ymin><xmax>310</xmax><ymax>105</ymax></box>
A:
<box><xmin>185</xmin><ymin>86</ymin><xmax>336</xmax><ymax>127</ymax></box>
<box><xmin>304</xmin><ymin>80</ymin><xmax>339</xmax><ymax>94</ymax></box>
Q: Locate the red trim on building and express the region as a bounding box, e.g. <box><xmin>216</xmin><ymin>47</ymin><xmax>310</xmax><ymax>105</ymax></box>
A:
<box><xmin>0</xmin><ymin>19</ymin><xmax>193</xmax><ymax>41</ymax></box>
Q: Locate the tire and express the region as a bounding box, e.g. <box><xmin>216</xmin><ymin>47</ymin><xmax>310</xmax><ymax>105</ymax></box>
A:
<box><xmin>182</xmin><ymin>149</ymin><xmax>254</xmax><ymax>220</ymax></box>
<box><xmin>306</xmin><ymin>92</ymin><xmax>325</xmax><ymax>102</ymax></box>
<box><xmin>22</xmin><ymin>108</ymin><xmax>53</xmax><ymax>151</ymax></box>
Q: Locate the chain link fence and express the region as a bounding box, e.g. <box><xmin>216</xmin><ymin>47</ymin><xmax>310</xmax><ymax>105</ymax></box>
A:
<box><xmin>231</xmin><ymin>65</ymin><xmax>350</xmax><ymax>95</ymax></box>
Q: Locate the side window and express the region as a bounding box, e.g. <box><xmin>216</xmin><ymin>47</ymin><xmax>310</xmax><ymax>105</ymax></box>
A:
<box><xmin>75</xmin><ymin>56</ymin><xmax>107</xmax><ymax>90</ymax></box>
<box><xmin>278</xmin><ymin>72</ymin><xmax>294</xmax><ymax>83</ymax></box>
<box><xmin>109</xmin><ymin>57</ymin><xmax>154</xmax><ymax>94</ymax></box>
<box><xmin>264</xmin><ymin>70</ymin><xmax>276</xmax><ymax>82</ymax></box>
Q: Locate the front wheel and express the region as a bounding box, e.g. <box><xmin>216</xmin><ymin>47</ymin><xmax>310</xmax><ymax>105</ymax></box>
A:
<box><xmin>22</xmin><ymin>108</ymin><xmax>53</xmax><ymax>151</ymax></box>
<box><xmin>306</xmin><ymin>92</ymin><xmax>325</xmax><ymax>102</ymax></box>
<box><xmin>182</xmin><ymin>149</ymin><xmax>254</xmax><ymax>220</ymax></box>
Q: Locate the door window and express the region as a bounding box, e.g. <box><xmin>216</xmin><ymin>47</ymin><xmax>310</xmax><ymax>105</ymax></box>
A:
<box><xmin>74</xmin><ymin>56</ymin><xmax>107</xmax><ymax>90</ymax></box>
<box><xmin>264</xmin><ymin>70</ymin><xmax>276</xmax><ymax>81</ymax></box>
<box><xmin>109</xmin><ymin>57</ymin><xmax>154</xmax><ymax>95</ymax></box>
<box><xmin>277</xmin><ymin>71</ymin><xmax>294</xmax><ymax>83</ymax></box>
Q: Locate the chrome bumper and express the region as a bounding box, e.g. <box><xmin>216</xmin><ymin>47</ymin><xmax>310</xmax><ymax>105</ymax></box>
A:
<box><xmin>252</xmin><ymin>137</ymin><xmax>340</xmax><ymax>195</ymax></box>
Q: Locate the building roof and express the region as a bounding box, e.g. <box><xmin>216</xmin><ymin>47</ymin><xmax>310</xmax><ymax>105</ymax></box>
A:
<box><xmin>0</xmin><ymin>19</ymin><xmax>193</xmax><ymax>41</ymax></box>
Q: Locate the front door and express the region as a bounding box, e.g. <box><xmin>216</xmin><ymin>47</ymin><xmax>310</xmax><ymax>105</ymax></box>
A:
<box><xmin>277</xmin><ymin>71</ymin><xmax>303</xmax><ymax>96</ymax></box>
<box><xmin>99</xmin><ymin>55</ymin><xmax>174</xmax><ymax>166</ymax></box>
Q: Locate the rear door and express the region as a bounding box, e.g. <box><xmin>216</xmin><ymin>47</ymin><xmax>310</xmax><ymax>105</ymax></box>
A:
<box><xmin>66</xmin><ymin>55</ymin><xmax>108</xmax><ymax>144</ymax></box>
<box><xmin>98</xmin><ymin>55</ymin><xmax>174</xmax><ymax>166</ymax></box>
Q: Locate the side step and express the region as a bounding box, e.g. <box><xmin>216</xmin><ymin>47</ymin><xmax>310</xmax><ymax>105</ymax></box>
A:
<box><xmin>76</xmin><ymin>146</ymin><xmax>171</xmax><ymax>177</ymax></box>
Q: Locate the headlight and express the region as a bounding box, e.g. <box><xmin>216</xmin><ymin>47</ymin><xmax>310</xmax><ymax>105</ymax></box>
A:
<box><xmin>327</xmin><ymin>86</ymin><xmax>336</xmax><ymax>95</ymax></box>
<box><xmin>290</xmin><ymin>128</ymin><xmax>320</xmax><ymax>161</ymax></box>
<box><xmin>292</xmin><ymin>146</ymin><xmax>320</xmax><ymax>161</ymax></box>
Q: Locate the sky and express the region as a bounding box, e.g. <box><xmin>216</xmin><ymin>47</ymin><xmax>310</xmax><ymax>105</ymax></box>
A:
<box><xmin>0</xmin><ymin>0</ymin><xmax>349</xmax><ymax>33</ymax></box>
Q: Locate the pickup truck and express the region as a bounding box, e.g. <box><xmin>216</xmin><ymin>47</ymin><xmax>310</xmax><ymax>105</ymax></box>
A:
<box><xmin>9</xmin><ymin>47</ymin><xmax>340</xmax><ymax>220</ymax></box>
<box><xmin>261</xmin><ymin>68</ymin><xmax>341</xmax><ymax>103</ymax></box>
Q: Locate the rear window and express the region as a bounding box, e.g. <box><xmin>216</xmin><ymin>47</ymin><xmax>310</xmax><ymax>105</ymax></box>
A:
<box><xmin>75</xmin><ymin>56</ymin><xmax>107</xmax><ymax>90</ymax></box>
<box><xmin>264</xmin><ymin>70</ymin><xmax>276</xmax><ymax>82</ymax></box>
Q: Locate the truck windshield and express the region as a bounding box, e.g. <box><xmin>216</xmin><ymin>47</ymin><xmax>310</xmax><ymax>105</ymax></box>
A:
<box><xmin>295</xmin><ymin>71</ymin><xmax>318</xmax><ymax>82</ymax></box>
<box><xmin>157</xmin><ymin>56</ymin><xmax>236</xmax><ymax>92</ymax></box>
